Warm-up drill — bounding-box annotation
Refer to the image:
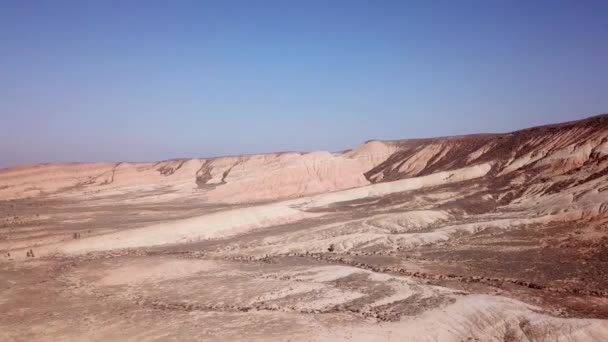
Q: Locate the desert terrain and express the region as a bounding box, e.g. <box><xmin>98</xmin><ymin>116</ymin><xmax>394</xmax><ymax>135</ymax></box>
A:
<box><xmin>2</xmin><ymin>114</ymin><xmax>608</xmax><ymax>341</ymax></box>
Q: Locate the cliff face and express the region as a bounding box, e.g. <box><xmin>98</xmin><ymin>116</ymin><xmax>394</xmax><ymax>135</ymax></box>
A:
<box><xmin>363</xmin><ymin>115</ymin><xmax>608</xmax><ymax>216</ymax></box>
<box><xmin>366</xmin><ymin>115</ymin><xmax>608</xmax><ymax>183</ymax></box>
<box><xmin>1</xmin><ymin>114</ymin><xmax>607</xmax><ymax>204</ymax></box>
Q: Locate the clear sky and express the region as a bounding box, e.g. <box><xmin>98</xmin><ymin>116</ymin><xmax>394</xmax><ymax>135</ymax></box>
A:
<box><xmin>1</xmin><ymin>1</ymin><xmax>607</xmax><ymax>167</ymax></box>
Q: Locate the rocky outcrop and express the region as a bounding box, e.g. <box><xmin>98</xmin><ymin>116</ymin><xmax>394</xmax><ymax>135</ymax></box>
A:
<box><xmin>365</xmin><ymin>114</ymin><xmax>608</xmax><ymax>183</ymax></box>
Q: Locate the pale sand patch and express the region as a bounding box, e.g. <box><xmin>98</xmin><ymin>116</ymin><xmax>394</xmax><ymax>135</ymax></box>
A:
<box><xmin>97</xmin><ymin>258</ymin><xmax>219</xmax><ymax>286</ymax></box>
<box><xmin>254</xmin><ymin>210</ymin><xmax>450</xmax><ymax>251</ymax></box>
<box><xmin>54</xmin><ymin>204</ymin><xmax>319</xmax><ymax>254</ymax></box>
<box><xmin>282</xmin><ymin>266</ymin><xmax>363</xmax><ymax>283</ymax></box>
<box><xmin>252</xmin><ymin>283</ymin><xmax>328</xmax><ymax>303</ymax></box>
<box><xmin>319</xmin><ymin>295</ymin><xmax>608</xmax><ymax>341</ymax></box>
<box><xmin>366</xmin><ymin>272</ymin><xmax>453</xmax><ymax>308</ymax></box>
<box><xmin>241</xmin><ymin>211</ymin><xmax>588</xmax><ymax>256</ymax></box>
<box><xmin>290</xmin><ymin>287</ymin><xmax>365</xmax><ymax>311</ymax></box>
<box><xmin>365</xmin><ymin>210</ymin><xmax>451</xmax><ymax>232</ymax></box>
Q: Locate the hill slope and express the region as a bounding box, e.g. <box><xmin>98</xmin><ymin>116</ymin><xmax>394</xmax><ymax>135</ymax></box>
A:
<box><xmin>1</xmin><ymin>114</ymin><xmax>607</xmax><ymax>205</ymax></box>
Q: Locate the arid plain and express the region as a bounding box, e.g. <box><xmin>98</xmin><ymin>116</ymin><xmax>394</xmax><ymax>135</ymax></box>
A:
<box><xmin>2</xmin><ymin>115</ymin><xmax>608</xmax><ymax>341</ymax></box>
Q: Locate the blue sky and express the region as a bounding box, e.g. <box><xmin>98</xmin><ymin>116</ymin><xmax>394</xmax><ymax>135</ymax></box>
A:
<box><xmin>1</xmin><ymin>1</ymin><xmax>607</xmax><ymax>167</ymax></box>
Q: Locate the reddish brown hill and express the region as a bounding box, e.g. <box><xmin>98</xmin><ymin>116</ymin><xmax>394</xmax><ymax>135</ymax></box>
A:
<box><xmin>365</xmin><ymin>114</ymin><xmax>608</xmax><ymax>186</ymax></box>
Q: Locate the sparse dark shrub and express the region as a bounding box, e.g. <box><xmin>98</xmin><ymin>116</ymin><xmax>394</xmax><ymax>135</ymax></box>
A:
<box><xmin>328</xmin><ymin>244</ymin><xmax>335</xmax><ymax>252</ymax></box>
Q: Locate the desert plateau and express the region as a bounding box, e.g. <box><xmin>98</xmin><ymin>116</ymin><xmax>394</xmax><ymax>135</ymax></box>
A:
<box><xmin>2</xmin><ymin>114</ymin><xmax>608</xmax><ymax>341</ymax></box>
